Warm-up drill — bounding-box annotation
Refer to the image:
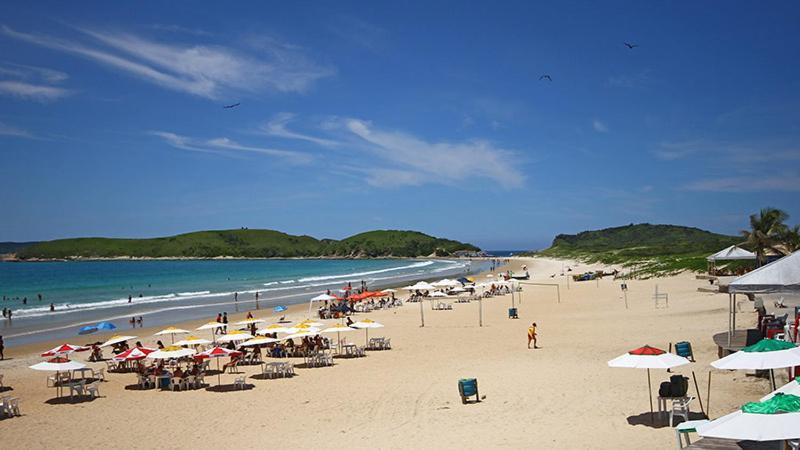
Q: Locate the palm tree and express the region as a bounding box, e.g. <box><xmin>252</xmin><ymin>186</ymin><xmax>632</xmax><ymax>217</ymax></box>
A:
<box><xmin>740</xmin><ymin>207</ymin><xmax>788</xmax><ymax>266</ymax></box>
<box><xmin>780</xmin><ymin>224</ymin><xmax>800</xmax><ymax>254</ymax></box>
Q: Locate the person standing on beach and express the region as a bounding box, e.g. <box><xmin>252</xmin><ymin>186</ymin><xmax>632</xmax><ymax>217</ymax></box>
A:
<box><xmin>0</xmin><ymin>335</ymin><xmax>4</xmax><ymax>360</ymax></box>
<box><xmin>222</xmin><ymin>312</ymin><xmax>228</xmax><ymax>333</ymax></box>
<box><xmin>527</xmin><ymin>322</ymin><xmax>539</xmax><ymax>349</ymax></box>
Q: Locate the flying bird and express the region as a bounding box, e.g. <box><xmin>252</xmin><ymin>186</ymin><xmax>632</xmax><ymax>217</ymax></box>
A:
<box><xmin>624</xmin><ymin>42</ymin><xmax>638</xmax><ymax>49</ymax></box>
<box><xmin>223</xmin><ymin>103</ymin><xmax>240</xmax><ymax>109</ymax></box>
<box><xmin>539</xmin><ymin>75</ymin><xmax>552</xmax><ymax>81</ymax></box>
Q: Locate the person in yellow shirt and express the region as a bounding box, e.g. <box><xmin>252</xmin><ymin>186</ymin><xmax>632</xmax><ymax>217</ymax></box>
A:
<box><xmin>527</xmin><ymin>322</ymin><xmax>538</xmax><ymax>349</ymax></box>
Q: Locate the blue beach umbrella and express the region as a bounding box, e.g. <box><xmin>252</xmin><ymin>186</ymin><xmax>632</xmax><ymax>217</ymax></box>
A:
<box><xmin>78</xmin><ymin>325</ymin><xmax>98</xmax><ymax>335</ymax></box>
<box><xmin>273</xmin><ymin>305</ymin><xmax>287</xmax><ymax>313</ymax></box>
<box><xmin>96</xmin><ymin>322</ymin><xmax>117</xmax><ymax>331</ymax></box>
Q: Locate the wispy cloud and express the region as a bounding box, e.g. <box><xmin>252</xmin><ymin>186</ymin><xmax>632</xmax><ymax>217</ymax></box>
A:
<box><xmin>260</xmin><ymin>112</ymin><xmax>338</xmax><ymax>147</ymax></box>
<box><xmin>0</xmin><ymin>121</ymin><xmax>35</xmax><ymax>138</ymax></box>
<box><xmin>0</xmin><ymin>61</ymin><xmax>71</xmax><ymax>101</ymax></box>
<box><xmin>340</xmin><ymin>118</ymin><xmax>525</xmax><ymax>188</ymax></box>
<box><xmin>2</xmin><ymin>25</ymin><xmax>334</xmax><ymax>99</ymax></box>
<box><xmin>592</xmin><ymin>119</ymin><xmax>608</xmax><ymax>133</ymax></box>
<box><xmin>684</xmin><ymin>175</ymin><xmax>800</xmax><ymax>192</ymax></box>
<box><xmin>150</xmin><ymin>131</ymin><xmax>311</xmax><ymax>164</ymax></box>
<box><xmin>655</xmin><ymin>139</ymin><xmax>800</xmax><ymax>163</ymax></box>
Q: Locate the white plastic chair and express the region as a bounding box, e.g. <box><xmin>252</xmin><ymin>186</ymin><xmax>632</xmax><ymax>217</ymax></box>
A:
<box><xmin>234</xmin><ymin>376</ymin><xmax>246</xmax><ymax>390</ymax></box>
<box><xmin>93</xmin><ymin>368</ymin><xmax>105</xmax><ymax>381</ymax></box>
<box><xmin>670</xmin><ymin>396</ymin><xmax>693</xmax><ymax>427</ymax></box>
<box><xmin>86</xmin><ymin>381</ymin><xmax>101</xmax><ymax>398</ymax></box>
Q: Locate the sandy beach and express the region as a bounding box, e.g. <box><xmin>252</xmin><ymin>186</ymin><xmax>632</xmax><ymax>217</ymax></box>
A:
<box><xmin>0</xmin><ymin>257</ymin><xmax>773</xmax><ymax>448</ymax></box>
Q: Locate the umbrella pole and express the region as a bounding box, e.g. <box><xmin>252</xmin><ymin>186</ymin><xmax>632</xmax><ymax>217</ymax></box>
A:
<box><xmin>419</xmin><ymin>299</ymin><xmax>425</xmax><ymax>327</ymax></box>
<box><xmin>217</xmin><ymin>358</ymin><xmax>221</xmax><ymax>387</ymax></box>
<box><xmin>692</xmin><ymin>371</ymin><xmax>705</xmax><ymax>416</ymax></box>
<box><xmin>707</xmin><ymin>371</ymin><xmax>712</xmax><ymax>419</ymax></box>
<box><xmin>647</xmin><ymin>369</ymin><xmax>654</xmax><ymax>423</ymax></box>
<box><xmin>770</xmin><ymin>369</ymin><xmax>776</xmax><ymax>391</ymax></box>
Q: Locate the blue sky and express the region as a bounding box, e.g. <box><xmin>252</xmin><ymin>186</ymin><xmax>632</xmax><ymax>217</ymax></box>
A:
<box><xmin>1</xmin><ymin>1</ymin><xmax>799</xmax><ymax>250</ymax></box>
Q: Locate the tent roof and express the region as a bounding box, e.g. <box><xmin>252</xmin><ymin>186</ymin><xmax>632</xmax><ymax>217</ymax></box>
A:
<box><xmin>707</xmin><ymin>245</ymin><xmax>756</xmax><ymax>262</ymax></box>
<box><xmin>729</xmin><ymin>251</ymin><xmax>800</xmax><ymax>293</ymax></box>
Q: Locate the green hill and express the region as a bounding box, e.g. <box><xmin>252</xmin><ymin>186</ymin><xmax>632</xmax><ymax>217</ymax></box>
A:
<box><xmin>538</xmin><ymin>223</ymin><xmax>741</xmax><ymax>276</ymax></box>
<box><xmin>13</xmin><ymin>229</ymin><xmax>479</xmax><ymax>260</ymax></box>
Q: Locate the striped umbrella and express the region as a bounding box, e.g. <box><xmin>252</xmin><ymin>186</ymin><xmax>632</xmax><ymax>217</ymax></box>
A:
<box><xmin>41</xmin><ymin>343</ymin><xmax>89</xmax><ymax>357</ymax></box>
<box><xmin>197</xmin><ymin>346</ymin><xmax>242</xmax><ymax>386</ymax></box>
<box><xmin>113</xmin><ymin>346</ymin><xmax>156</xmax><ymax>362</ymax></box>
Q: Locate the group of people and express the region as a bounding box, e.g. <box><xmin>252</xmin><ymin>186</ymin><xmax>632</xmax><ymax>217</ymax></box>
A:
<box><xmin>128</xmin><ymin>316</ymin><xmax>144</xmax><ymax>327</ymax></box>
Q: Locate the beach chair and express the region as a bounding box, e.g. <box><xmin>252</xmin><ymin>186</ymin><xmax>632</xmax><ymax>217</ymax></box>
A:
<box><xmin>168</xmin><ymin>377</ymin><xmax>181</xmax><ymax>391</ymax></box>
<box><xmin>136</xmin><ymin>373</ymin><xmax>152</xmax><ymax>389</ymax></box>
<box><xmin>69</xmin><ymin>380</ymin><xmax>87</xmax><ymax>398</ymax></box>
<box><xmin>181</xmin><ymin>375</ymin><xmax>195</xmax><ymax>390</ymax></box>
<box><xmin>675</xmin><ymin>419</ymin><xmax>709</xmax><ymax>449</ymax></box>
<box><xmin>234</xmin><ymin>376</ymin><xmax>246</xmax><ymax>390</ymax></box>
<box><xmin>674</xmin><ymin>341</ymin><xmax>694</xmax><ymax>362</ymax></box>
<box><xmin>670</xmin><ymin>397</ymin><xmax>694</xmax><ymax>427</ymax></box>
<box><xmin>92</xmin><ymin>368</ymin><xmax>106</xmax><ymax>381</ymax></box>
<box><xmin>1</xmin><ymin>396</ymin><xmax>20</xmax><ymax>417</ymax></box>
<box><xmin>223</xmin><ymin>358</ymin><xmax>240</xmax><ymax>374</ymax></box>
<box><xmin>194</xmin><ymin>373</ymin><xmax>205</xmax><ymax>389</ymax></box>
<box><xmin>105</xmin><ymin>360</ymin><xmax>119</xmax><ymax>372</ymax></box>
<box><xmin>458</xmin><ymin>378</ymin><xmax>480</xmax><ymax>404</ymax></box>
<box><xmin>383</xmin><ymin>338</ymin><xmax>392</xmax><ymax>350</ymax></box>
<box><xmin>85</xmin><ymin>381</ymin><xmax>101</xmax><ymax>398</ymax></box>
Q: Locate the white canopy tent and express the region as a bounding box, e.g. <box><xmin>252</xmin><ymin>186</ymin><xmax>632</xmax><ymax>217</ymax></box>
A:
<box><xmin>707</xmin><ymin>245</ymin><xmax>757</xmax><ymax>262</ymax></box>
<box><xmin>725</xmin><ymin>252</ymin><xmax>800</xmax><ymax>344</ymax></box>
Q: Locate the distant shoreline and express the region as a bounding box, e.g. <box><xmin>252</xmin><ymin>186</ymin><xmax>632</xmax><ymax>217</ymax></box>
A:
<box><xmin>1</xmin><ymin>254</ymin><xmax>490</xmax><ymax>263</ymax></box>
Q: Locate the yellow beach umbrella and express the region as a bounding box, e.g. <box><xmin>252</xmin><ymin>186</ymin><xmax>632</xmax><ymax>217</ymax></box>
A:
<box><xmin>174</xmin><ymin>336</ymin><xmax>213</xmax><ymax>347</ymax></box>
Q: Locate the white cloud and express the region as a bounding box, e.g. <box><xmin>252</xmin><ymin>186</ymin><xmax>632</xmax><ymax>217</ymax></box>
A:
<box><xmin>341</xmin><ymin>118</ymin><xmax>524</xmax><ymax>188</ymax></box>
<box><xmin>0</xmin><ymin>80</ymin><xmax>70</xmax><ymax>101</ymax></box>
<box><xmin>150</xmin><ymin>131</ymin><xmax>311</xmax><ymax>164</ymax></box>
<box><xmin>0</xmin><ymin>121</ymin><xmax>35</xmax><ymax>138</ymax></box>
<box><xmin>260</xmin><ymin>112</ymin><xmax>338</xmax><ymax>147</ymax></box>
<box><xmin>684</xmin><ymin>176</ymin><xmax>800</xmax><ymax>192</ymax></box>
<box><xmin>592</xmin><ymin>119</ymin><xmax>608</xmax><ymax>133</ymax></box>
<box><xmin>2</xmin><ymin>25</ymin><xmax>334</xmax><ymax>99</ymax></box>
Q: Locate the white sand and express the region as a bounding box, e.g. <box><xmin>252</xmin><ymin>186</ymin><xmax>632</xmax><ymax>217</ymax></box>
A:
<box><xmin>0</xmin><ymin>257</ymin><xmax>774</xmax><ymax>448</ymax></box>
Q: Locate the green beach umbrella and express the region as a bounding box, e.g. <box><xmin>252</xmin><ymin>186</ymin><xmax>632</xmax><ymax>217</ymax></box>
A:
<box><xmin>711</xmin><ymin>339</ymin><xmax>800</xmax><ymax>390</ymax></box>
<box><xmin>698</xmin><ymin>393</ymin><xmax>800</xmax><ymax>441</ymax></box>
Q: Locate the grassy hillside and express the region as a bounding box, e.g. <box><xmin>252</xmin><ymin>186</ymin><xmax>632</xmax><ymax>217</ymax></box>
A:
<box><xmin>13</xmin><ymin>229</ymin><xmax>478</xmax><ymax>259</ymax></box>
<box><xmin>538</xmin><ymin>223</ymin><xmax>741</xmax><ymax>277</ymax></box>
<box><xmin>0</xmin><ymin>241</ymin><xmax>39</xmax><ymax>254</ymax></box>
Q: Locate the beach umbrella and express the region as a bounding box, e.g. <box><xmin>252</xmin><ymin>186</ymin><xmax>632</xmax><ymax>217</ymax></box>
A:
<box><xmin>763</xmin><ymin>379</ymin><xmax>800</xmax><ymax>402</ymax></box>
<box><xmin>273</xmin><ymin>305</ymin><xmax>288</xmax><ymax>313</ymax></box>
<box><xmin>216</xmin><ymin>330</ymin><xmax>253</xmax><ymax>343</ymax></box>
<box><xmin>429</xmin><ymin>291</ymin><xmax>448</xmax><ymax>298</ymax></box>
<box><xmin>380</xmin><ymin>289</ymin><xmax>397</xmax><ymax>294</ymax></box>
<box><xmin>197</xmin><ymin>346</ymin><xmax>242</xmax><ymax>386</ymax></box>
<box><xmin>100</xmin><ymin>335</ymin><xmax>137</xmax><ymax>348</ymax></box>
<box><xmin>404</xmin><ymin>282</ymin><xmax>435</xmax><ymax>291</ymax></box>
<box><xmin>235</xmin><ymin>318</ymin><xmax>265</xmax><ymax>326</ymax></box>
<box><xmin>697</xmin><ymin>393</ymin><xmax>800</xmax><ymax>441</ymax></box>
<box><xmin>154</xmin><ymin>326</ymin><xmax>190</xmax><ymax>344</ymax></box>
<box><xmin>41</xmin><ymin>343</ymin><xmax>89</xmax><ymax>357</ymax></box>
<box><xmin>321</xmin><ymin>323</ymin><xmax>357</xmax><ymax>350</ymax></box>
<box><xmin>197</xmin><ymin>321</ymin><xmax>225</xmax><ymax>331</ymax></box>
<box><xmin>311</xmin><ymin>293</ymin><xmax>337</xmax><ymax>302</ymax></box>
<box><xmin>433</xmin><ymin>279</ymin><xmax>461</xmax><ymax>288</ymax></box>
<box><xmin>78</xmin><ymin>325</ymin><xmax>98</xmax><ymax>335</ymax></box>
<box><xmin>240</xmin><ymin>336</ymin><xmax>279</xmax><ymax>347</ymax></box>
<box><xmin>351</xmin><ymin>319</ymin><xmax>384</xmax><ymax>345</ymax></box>
<box><xmin>147</xmin><ymin>345</ymin><xmax>196</xmax><ymax>360</ymax></box>
<box><xmin>284</xmin><ymin>329</ymin><xmax>320</xmax><ymax>340</ymax></box>
<box><xmin>30</xmin><ymin>357</ymin><xmax>87</xmax><ymax>398</ymax></box>
<box><xmin>298</xmin><ymin>319</ymin><xmax>324</xmax><ymax>328</ymax></box>
<box><xmin>96</xmin><ymin>321</ymin><xmax>117</xmax><ymax>331</ymax></box>
<box><xmin>608</xmin><ymin>345</ymin><xmax>691</xmax><ymax>422</ymax></box>
<box><xmin>174</xmin><ymin>336</ymin><xmax>213</xmax><ymax>347</ymax></box>
<box><xmin>257</xmin><ymin>323</ymin><xmax>294</xmax><ymax>335</ymax></box>
<box><xmin>711</xmin><ymin>339</ymin><xmax>800</xmax><ymax>390</ymax></box>
<box><xmin>112</xmin><ymin>346</ymin><xmax>156</xmax><ymax>362</ymax></box>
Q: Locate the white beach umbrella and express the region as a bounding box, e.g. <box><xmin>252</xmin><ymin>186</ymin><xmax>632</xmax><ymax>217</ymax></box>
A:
<box><xmin>311</xmin><ymin>293</ymin><xmax>337</xmax><ymax>302</ymax></box>
<box><xmin>697</xmin><ymin>393</ymin><xmax>800</xmax><ymax>441</ymax></box>
<box><xmin>450</xmin><ymin>287</ymin><xmax>466</xmax><ymax>293</ymax></box>
<box><xmin>147</xmin><ymin>346</ymin><xmax>196</xmax><ymax>360</ymax></box>
<box><xmin>429</xmin><ymin>291</ymin><xmax>448</xmax><ymax>298</ymax></box>
<box><xmin>284</xmin><ymin>329</ymin><xmax>320</xmax><ymax>340</ymax></box>
<box><xmin>30</xmin><ymin>357</ymin><xmax>87</xmax><ymax>398</ymax></box>
<box><xmin>235</xmin><ymin>318</ymin><xmax>266</xmax><ymax>326</ymax></box>
<box><xmin>404</xmin><ymin>281</ymin><xmax>435</xmax><ymax>291</ymax></box>
<box><xmin>196</xmin><ymin>321</ymin><xmax>225</xmax><ymax>331</ymax></box>
<box><xmin>321</xmin><ymin>323</ymin><xmax>357</xmax><ymax>349</ymax></box>
<box><xmin>239</xmin><ymin>336</ymin><xmax>279</xmax><ymax>347</ymax></box>
<box><xmin>763</xmin><ymin>379</ymin><xmax>800</xmax><ymax>401</ymax></box>
<box><xmin>433</xmin><ymin>279</ymin><xmax>461</xmax><ymax>288</ymax></box>
<box><xmin>298</xmin><ymin>319</ymin><xmax>324</xmax><ymax>328</ymax></box>
<box><xmin>711</xmin><ymin>339</ymin><xmax>800</xmax><ymax>390</ymax></box>
<box><xmin>30</xmin><ymin>357</ymin><xmax>86</xmax><ymax>372</ymax></box>
<box><xmin>351</xmin><ymin>319</ymin><xmax>384</xmax><ymax>345</ymax></box>
<box><xmin>257</xmin><ymin>323</ymin><xmax>295</xmax><ymax>335</ymax></box>
<box><xmin>608</xmin><ymin>345</ymin><xmax>691</xmax><ymax>422</ymax></box>
<box><xmin>216</xmin><ymin>330</ymin><xmax>253</xmax><ymax>343</ymax></box>
<box><xmin>174</xmin><ymin>336</ymin><xmax>213</xmax><ymax>347</ymax></box>
<box><xmin>154</xmin><ymin>326</ymin><xmax>190</xmax><ymax>344</ymax></box>
<box><xmin>99</xmin><ymin>335</ymin><xmax>137</xmax><ymax>348</ymax></box>
<box><xmin>380</xmin><ymin>289</ymin><xmax>397</xmax><ymax>294</ymax></box>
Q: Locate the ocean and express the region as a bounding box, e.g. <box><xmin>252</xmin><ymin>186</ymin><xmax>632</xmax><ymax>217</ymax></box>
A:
<box><xmin>0</xmin><ymin>258</ymin><xmax>486</xmax><ymax>347</ymax></box>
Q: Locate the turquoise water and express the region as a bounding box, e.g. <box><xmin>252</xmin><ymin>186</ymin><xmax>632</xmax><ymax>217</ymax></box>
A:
<box><xmin>0</xmin><ymin>258</ymin><xmax>482</xmax><ymax>346</ymax></box>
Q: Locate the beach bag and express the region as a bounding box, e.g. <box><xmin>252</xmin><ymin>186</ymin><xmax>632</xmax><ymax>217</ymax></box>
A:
<box><xmin>658</xmin><ymin>381</ymin><xmax>672</xmax><ymax>398</ymax></box>
<box><xmin>669</xmin><ymin>375</ymin><xmax>688</xmax><ymax>397</ymax></box>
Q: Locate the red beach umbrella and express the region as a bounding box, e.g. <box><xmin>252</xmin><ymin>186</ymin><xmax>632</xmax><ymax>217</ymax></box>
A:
<box><xmin>41</xmin><ymin>343</ymin><xmax>89</xmax><ymax>357</ymax></box>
